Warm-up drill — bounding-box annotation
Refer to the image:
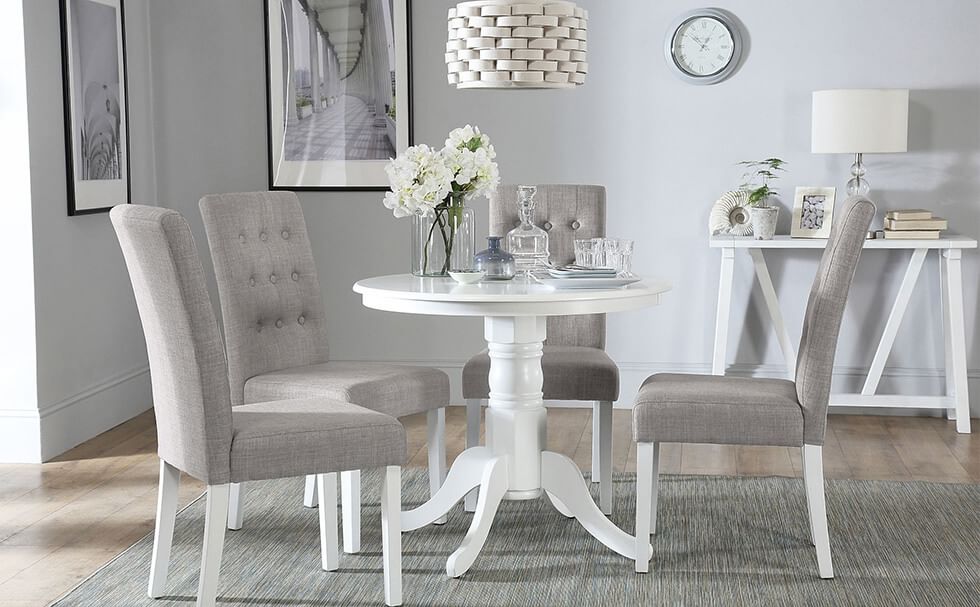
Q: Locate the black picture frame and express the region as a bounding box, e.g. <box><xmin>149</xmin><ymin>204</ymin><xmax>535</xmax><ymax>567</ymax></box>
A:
<box><xmin>59</xmin><ymin>0</ymin><xmax>131</xmax><ymax>216</ymax></box>
<box><xmin>264</xmin><ymin>0</ymin><xmax>413</xmax><ymax>192</ymax></box>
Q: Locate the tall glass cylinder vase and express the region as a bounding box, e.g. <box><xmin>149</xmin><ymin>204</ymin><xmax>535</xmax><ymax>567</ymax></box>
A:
<box><xmin>412</xmin><ymin>196</ymin><xmax>475</xmax><ymax>276</ymax></box>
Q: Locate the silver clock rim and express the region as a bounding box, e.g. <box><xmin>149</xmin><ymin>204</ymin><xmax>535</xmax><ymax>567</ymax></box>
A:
<box><xmin>664</xmin><ymin>8</ymin><xmax>744</xmax><ymax>85</ymax></box>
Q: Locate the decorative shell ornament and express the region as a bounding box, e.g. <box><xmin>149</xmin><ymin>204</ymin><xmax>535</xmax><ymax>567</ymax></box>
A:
<box><xmin>709</xmin><ymin>190</ymin><xmax>754</xmax><ymax>236</ymax></box>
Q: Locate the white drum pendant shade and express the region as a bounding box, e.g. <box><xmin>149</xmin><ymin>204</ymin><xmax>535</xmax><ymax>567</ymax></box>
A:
<box><xmin>447</xmin><ymin>1</ymin><xmax>589</xmax><ymax>89</ymax></box>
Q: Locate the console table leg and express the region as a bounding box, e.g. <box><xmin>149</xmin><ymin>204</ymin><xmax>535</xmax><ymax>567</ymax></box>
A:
<box><xmin>712</xmin><ymin>247</ymin><xmax>735</xmax><ymax>375</ymax></box>
<box><xmin>862</xmin><ymin>248</ymin><xmax>927</xmax><ymax>395</ymax></box>
<box><xmin>942</xmin><ymin>250</ymin><xmax>971</xmax><ymax>433</ymax></box>
<box><xmin>940</xmin><ymin>251</ymin><xmax>956</xmax><ymax>421</ymax></box>
<box><xmin>749</xmin><ymin>249</ymin><xmax>797</xmax><ymax>378</ymax></box>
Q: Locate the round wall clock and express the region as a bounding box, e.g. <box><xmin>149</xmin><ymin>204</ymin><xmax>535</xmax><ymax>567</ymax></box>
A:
<box><xmin>665</xmin><ymin>8</ymin><xmax>743</xmax><ymax>85</ymax></box>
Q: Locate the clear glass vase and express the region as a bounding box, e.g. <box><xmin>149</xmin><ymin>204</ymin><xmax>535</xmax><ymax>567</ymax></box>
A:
<box><xmin>412</xmin><ymin>195</ymin><xmax>475</xmax><ymax>277</ymax></box>
<box><xmin>506</xmin><ymin>185</ymin><xmax>550</xmax><ymax>277</ymax></box>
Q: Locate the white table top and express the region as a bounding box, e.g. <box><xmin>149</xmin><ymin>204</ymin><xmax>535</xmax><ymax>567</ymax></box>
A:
<box><xmin>353</xmin><ymin>274</ymin><xmax>672</xmax><ymax>317</ymax></box>
<box><xmin>709</xmin><ymin>234</ymin><xmax>977</xmax><ymax>250</ymax></box>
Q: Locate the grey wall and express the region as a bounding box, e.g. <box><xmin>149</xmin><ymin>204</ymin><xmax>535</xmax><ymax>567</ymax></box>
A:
<box><xmin>146</xmin><ymin>1</ymin><xmax>979</xmax><ymax>417</ymax></box>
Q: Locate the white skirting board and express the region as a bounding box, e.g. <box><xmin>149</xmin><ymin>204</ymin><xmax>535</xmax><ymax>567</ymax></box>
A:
<box><xmin>0</xmin><ymin>365</ymin><xmax>151</xmax><ymax>463</ymax></box>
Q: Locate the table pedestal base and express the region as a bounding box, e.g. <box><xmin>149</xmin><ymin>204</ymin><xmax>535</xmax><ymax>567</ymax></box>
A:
<box><xmin>401</xmin><ymin>447</ymin><xmax>650</xmax><ymax>578</ymax></box>
<box><xmin>401</xmin><ymin>315</ymin><xmax>650</xmax><ymax>577</ymax></box>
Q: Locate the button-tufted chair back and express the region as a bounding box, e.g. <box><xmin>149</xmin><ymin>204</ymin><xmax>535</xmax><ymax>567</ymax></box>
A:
<box><xmin>490</xmin><ymin>184</ymin><xmax>606</xmax><ymax>349</ymax></box>
<box><xmin>795</xmin><ymin>195</ymin><xmax>875</xmax><ymax>445</ymax></box>
<box><xmin>111</xmin><ymin>205</ymin><xmax>233</xmax><ymax>484</ymax></box>
<box><xmin>200</xmin><ymin>192</ymin><xmax>329</xmax><ymax>407</ymax></box>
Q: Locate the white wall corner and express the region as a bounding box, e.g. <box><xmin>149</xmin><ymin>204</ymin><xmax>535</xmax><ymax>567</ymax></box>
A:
<box><xmin>0</xmin><ymin>0</ymin><xmax>41</xmax><ymax>462</ymax></box>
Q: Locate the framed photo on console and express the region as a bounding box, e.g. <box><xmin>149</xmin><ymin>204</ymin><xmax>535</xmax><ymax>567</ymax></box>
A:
<box><xmin>59</xmin><ymin>0</ymin><xmax>130</xmax><ymax>215</ymax></box>
<box><xmin>791</xmin><ymin>187</ymin><xmax>836</xmax><ymax>238</ymax></box>
<box><xmin>265</xmin><ymin>0</ymin><xmax>413</xmax><ymax>191</ymax></box>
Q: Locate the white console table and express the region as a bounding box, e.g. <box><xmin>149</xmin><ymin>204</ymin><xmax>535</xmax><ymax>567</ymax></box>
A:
<box><xmin>710</xmin><ymin>234</ymin><xmax>976</xmax><ymax>433</ymax></box>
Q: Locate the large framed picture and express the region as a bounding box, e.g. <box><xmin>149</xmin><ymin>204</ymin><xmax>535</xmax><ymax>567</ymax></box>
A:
<box><xmin>791</xmin><ymin>186</ymin><xmax>837</xmax><ymax>238</ymax></box>
<box><xmin>265</xmin><ymin>0</ymin><xmax>412</xmax><ymax>191</ymax></box>
<box><xmin>59</xmin><ymin>0</ymin><xmax>130</xmax><ymax>215</ymax></box>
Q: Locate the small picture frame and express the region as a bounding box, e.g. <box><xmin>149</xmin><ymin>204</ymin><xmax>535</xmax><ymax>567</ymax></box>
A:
<box><xmin>791</xmin><ymin>187</ymin><xmax>836</xmax><ymax>238</ymax></box>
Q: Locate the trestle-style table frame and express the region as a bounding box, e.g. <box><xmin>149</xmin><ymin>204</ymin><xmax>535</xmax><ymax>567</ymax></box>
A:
<box><xmin>710</xmin><ymin>234</ymin><xmax>976</xmax><ymax>433</ymax></box>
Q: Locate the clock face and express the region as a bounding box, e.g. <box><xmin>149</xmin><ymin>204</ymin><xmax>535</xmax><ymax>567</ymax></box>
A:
<box><xmin>671</xmin><ymin>16</ymin><xmax>736</xmax><ymax>78</ymax></box>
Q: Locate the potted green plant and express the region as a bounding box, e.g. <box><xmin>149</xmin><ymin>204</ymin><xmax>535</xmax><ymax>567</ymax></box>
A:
<box><xmin>739</xmin><ymin>157</ymin><xmax>786</xmax><ymax>240</ymax></box>
<box><xmin>296</xmin><ymin>95</ymin><xmax>313</xmax><ymax>119</ymax></box>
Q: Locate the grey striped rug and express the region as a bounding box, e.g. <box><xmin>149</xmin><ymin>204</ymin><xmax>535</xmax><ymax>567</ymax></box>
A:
<box><xmin>54</xmin><ymin>470</ymin><xmax>980</xmax><ymax>606</ymax></box>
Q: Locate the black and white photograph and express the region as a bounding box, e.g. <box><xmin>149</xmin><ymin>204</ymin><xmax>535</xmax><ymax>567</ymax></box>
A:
<box><xmin>266</xmin><ymin>0</ymin><xmax>412</xmax><ymax>190</ymax></box>
<box><xmin>791</xmin><ymin>186</ymin><xmax>836</xmax><ymax>238</ymax></box>
<box><xmin>60</xmin><ymin>0</ymin><xmax>129</xmax><ymax>214</ymax></box>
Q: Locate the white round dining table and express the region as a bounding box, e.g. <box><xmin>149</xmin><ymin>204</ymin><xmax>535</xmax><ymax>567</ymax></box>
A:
<box><xmin>353</xmin><ymin>274</ymin><xmax>672</xmax><ymax>577</ymax></box>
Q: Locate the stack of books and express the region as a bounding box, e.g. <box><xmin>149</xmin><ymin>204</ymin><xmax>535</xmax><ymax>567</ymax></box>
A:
<box><xmin>882</xmin><ymin>209</ymin><xmax>948</xmax><ymax>240</ymax></box>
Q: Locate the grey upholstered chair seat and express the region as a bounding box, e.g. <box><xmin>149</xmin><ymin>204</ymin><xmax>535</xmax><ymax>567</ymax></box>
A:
<box><xmin>632</xmin><ymin>374</ymin><xmax>804</xmax><ymax>447</ymax></box>
<box><xmin>462</xmin><ymin>345</ymin><xmax>619</xmax><ymax>402</ymax></box>
<box><xmin>243</xmin><ymin>362</ymin><xmax>450</xmax><ymax>419</ymax></box>
<box><xmin>230</xmin><ymin>398</ymin><xmax>406</xmax><ymax>483</ymax></box>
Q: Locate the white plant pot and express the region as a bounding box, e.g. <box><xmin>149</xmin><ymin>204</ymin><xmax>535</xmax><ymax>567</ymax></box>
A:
<box><xmin>752</xmin><ymin>206</ymin><xmax>779</xmax><ymax>240</ymax></box>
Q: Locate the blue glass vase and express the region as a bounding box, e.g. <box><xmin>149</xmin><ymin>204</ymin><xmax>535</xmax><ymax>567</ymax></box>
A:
<box><xmin>474</xmin><ymin>236</ymin><xmax>515</xmax><ymax>281</ymax></box>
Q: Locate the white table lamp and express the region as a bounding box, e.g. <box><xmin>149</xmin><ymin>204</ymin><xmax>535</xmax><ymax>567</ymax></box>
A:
<box><xmin>811</xmin><ymin>89</ymin><xmax>909</xmax><ymax>195</ymax></box>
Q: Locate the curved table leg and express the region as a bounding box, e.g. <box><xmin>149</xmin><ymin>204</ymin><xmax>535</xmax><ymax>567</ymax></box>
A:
<box><xmin>446</xmin><ymin>456</ymin><xmax>508</xmax><ymax>578</ymax></box>
<box><xmin>545</xmin><ymin>491</ymin><xmax>574</xmax><ymax>518</ymax></box>
<box><xmin>541</xmin><ymin>451</ymin><xmax>652</xmax><ymax>561</ymax></box>
<box><xmin>402</xmin><ymin>447</ymin><xmax>492</xmax><ymax>532</ymax></box>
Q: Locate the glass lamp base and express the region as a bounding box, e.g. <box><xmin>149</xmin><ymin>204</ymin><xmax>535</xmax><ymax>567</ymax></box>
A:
<box><xmin>846</xmin><ymin>177</ymin><xmax>870</xmax><ymax>196</ymax></box>
<box><xmin>846</xmin><ymin>154</ymin><xmax>871</xmax><ymax>196</ymax></box>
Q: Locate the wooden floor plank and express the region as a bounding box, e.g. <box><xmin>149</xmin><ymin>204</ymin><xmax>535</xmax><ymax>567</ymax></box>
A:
<box><xmin>930</xmin><ymin>418</ymin><xmax>980</xmax><ymax>482</ymax></box>
<box><xmin>832</xmin><ymin>415</ymin><xmax>911</xmax><ymax>481</ymax></box>
<box><xmin>884</xmin><ymin>417</ymin><xmax>972</xmax><ymax>483</ymax></box>
<box><xmin>735</xmin><ymin>445</ymin><xmax>796</xmax><ymax>477</ymax></box>
<box><xmin>679</xmin><ymin>443</ymin><xmax>738</xmax><ymax>476</ymax></box>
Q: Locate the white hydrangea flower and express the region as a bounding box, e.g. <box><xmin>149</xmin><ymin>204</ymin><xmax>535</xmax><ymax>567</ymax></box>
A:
<box><xmin>383</xmin><ymin>125</ymin><xmax>499</xmax><ymax>218</ymax></box>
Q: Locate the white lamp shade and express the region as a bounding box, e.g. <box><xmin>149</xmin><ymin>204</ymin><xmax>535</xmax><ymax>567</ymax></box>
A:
<box><xmin>811</xmin><ymin>89</ymin><xmax>909</xmax><ymax>154</ymax></box>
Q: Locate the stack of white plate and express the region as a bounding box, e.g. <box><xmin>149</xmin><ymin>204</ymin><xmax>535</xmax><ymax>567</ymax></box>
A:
<box><xmin>539</xmin><ymin>265</ymin><xmax>639</xmax><ymax>289</ymax></box>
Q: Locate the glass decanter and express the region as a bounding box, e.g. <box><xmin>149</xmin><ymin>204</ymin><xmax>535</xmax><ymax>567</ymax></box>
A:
<box><xmin>505</xmin><ymin>185</ymin><xmax>550</xmax><ymax>277</ymax></box>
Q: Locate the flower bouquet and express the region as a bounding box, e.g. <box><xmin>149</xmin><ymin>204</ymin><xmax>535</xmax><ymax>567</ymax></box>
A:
<box><xmin>384</xmin><ymin>125</ymin><xmax>499</xmax><ymax>276</ymax></box>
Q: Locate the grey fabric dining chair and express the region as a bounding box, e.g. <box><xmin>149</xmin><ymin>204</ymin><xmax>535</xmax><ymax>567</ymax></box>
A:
<box><xmin>462</xmin><ymin>184</ymin><xmax>619</xmax><ymax>513</ymax></box>
<box><xmin>199</xmin><ymin>192</ymin><xmax>450</xmax><ymax>550</ymax></box>
<box><xmin>111</xmin><ymin>205</ymin><xmax>405</xmax><ymax>607</ymax></box>
<box><xmin>632</xmin><ymin>195</ymin><xmax>875</xmax><ymax>577</ymax></box>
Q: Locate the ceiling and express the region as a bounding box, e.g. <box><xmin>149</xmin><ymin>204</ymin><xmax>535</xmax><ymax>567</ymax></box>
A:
<box><xmin>308</xmin><ymin>0</ymin><xmax>365</xmax><ymax>77</ymax></box>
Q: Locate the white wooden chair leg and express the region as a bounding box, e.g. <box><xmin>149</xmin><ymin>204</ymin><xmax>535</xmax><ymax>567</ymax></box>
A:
<box><xmin>303</xmin><ymin>474</ymin><xmax>318</xmax><ymax>507</ymax></box>
<box><xmin>148</xmin><ymin>460</ymin><xmax>180</xmax><ymax>598</ymax></box>
<box><xmin>634</xmin><ymin>443</ymin><xmax>653</xmax><ymax>573</ymax></box>
<box><xmin>591</xmin><ymin>402</ymin><xmax>602</xmax><ymax>484</ymax></box>
<box><xmin>801</xmin><ymin>449</ymin><xmax>816</xmax><ymax>546</ymax></box>
<box><xmin>803</xmin><ymin>444</ymin><xmax>834</xmax><ymax>579</ymax></box>
<box><xmin>341</xmin><ymin>470</ymin><xmax>361</xmax><ymax>553</ymax></box>
<box><xmin>226</xmin><ymin>483</ymin><xmax>244</xmax><ymax>531</ymax></box>
<box><xmin>197</xmin><ymin>484</ymin><xmax>230</xmax><ymax>607</ymax></box>
<box><xmin>464</xmin><ymin>399</ymin><xmax>482</xmax><ymax>512</ymax></box>
<box><xmin>318</xmin><ymin>472</ymin><xmax>339</xmax><ymax>571</ymax></box>
<box><xmin>596</xmin><ymin>401</ymin><xmax>613</xmax><ymax>514</ymax></box>
<box><xmin>381</xmin><ymin>466</ymin><xmax>402</xmax><ymax>606</ymax></box>
<box><xmin>427</xmin><ymin>408</ymin><xmax>448</xmax><ymax>524</ymax></box>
